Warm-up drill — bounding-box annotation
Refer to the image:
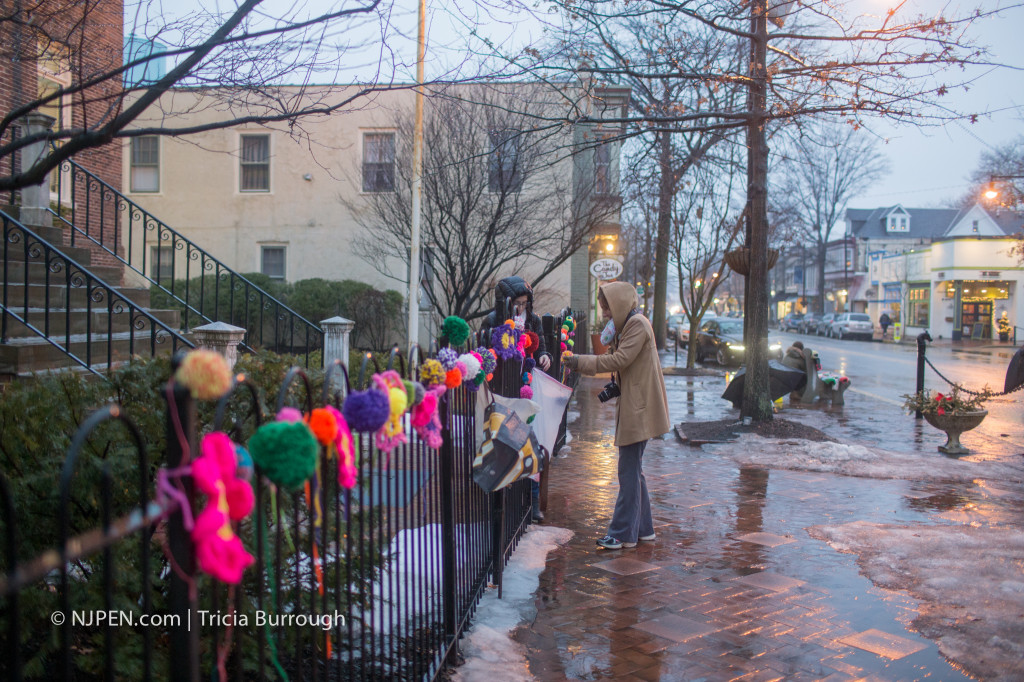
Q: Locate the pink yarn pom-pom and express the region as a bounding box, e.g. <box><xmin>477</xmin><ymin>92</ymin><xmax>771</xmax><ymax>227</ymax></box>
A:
<box><xmin>520</xmin><ymin>385</ymin><xmax>533</xmax><ymax>399</ymax></box>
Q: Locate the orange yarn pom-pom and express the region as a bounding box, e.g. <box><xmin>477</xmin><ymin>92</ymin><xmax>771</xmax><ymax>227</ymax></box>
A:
<box><xmin>307</xmin><ymin>407</ymin><xmax>339</xmax><ymax>446</ymax></box>
<box><xmin>444</xmin><ymin>369</ymin><xmax>462</xmax><ymax>389</ymax></box>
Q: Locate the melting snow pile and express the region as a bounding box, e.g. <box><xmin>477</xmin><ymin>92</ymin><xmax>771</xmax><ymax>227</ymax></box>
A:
<box><xmin>809</xmin><ymin>520</ymin><xmax>1024</xmax><ymax>681</ymax></box>
<box><xmin>452</xmin><ymin>525</ymin><xmax>573</xmax><ymax>682</ymax></box>
<box><xmin>705</xmin><ymin>434</ymin><xmax>1024</xmax><ymax>482</ymax></box>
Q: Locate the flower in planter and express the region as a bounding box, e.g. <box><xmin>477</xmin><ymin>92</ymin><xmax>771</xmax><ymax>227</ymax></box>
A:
<box><xmin>901</xmin><ymin>385</ymin><xmax>991</xmax><ymax>416</ymax></box>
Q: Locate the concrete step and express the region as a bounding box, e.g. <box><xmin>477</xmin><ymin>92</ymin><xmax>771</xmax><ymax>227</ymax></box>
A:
<box><xmin>1</xmin><ymin>307</ymin><xmax>181</xmax><ymax>338</ymax></box>
<box><xmin>1</xmin><ymin>283</ymin><xmax>152</xmax><ymax>309</ymax></box>
<box><xmin>0</xmin><ymin>211</ymin><xmax>67</xmax><ymax>244</ymax></box>
<box><xmin>0</xmin><ymin>330</ymin><xmax>193</xmax><ymax>374</ymax></box>
<box><xmin>0</xmin><ymin>260</ymin><xmax>123</xmax><ymax>286</ymax></box>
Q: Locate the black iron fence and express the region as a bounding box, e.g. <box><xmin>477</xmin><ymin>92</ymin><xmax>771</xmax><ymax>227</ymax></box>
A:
<box><xmin>50</xmin><ymin>158</ymin><xmax>322</xmax><ymax>366</ymax></box>
<box><xmin>0</xmin><ymin>350</ymin><xmax>534</xmax><ymax>681</ymax></box>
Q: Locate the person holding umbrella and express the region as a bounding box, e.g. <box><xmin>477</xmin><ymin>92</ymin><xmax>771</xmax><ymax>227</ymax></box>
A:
<box><xmin>561</xmin><ymin>282</ymin><xmax>670</xmax><ymax>550</ymax></box>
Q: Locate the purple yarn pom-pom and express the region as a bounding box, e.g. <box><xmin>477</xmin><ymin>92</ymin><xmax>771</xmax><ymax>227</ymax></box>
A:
<box><xmin>524</xmin><ymin>358</ymin><xmax>536</xmax><ymax>372</ymax></box>
<box><xmin>342</xmin><ymin>388</ymin><xmax>391</xmax><ymax>433</ymax></box>
<box><xmin>437</xmin><ymin>347</ymin><xmax>459</xmax><ymax>371</ymax></box>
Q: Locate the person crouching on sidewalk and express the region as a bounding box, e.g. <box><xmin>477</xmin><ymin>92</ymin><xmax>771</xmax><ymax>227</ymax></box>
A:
<box><xmin>561</xmin><ymin>282</ymin><xmax>670</xmax><ymax>550</ymax></box>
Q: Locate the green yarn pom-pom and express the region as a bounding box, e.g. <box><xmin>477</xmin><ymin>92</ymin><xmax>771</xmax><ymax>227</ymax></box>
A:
<box><xmin>248</xmin><ymin>421</ymin><xmax>318</xmax><ymax>491</ymax></box>
<box><xmin>442</xmin><ymin>316</ymin><xmax>471</xmax><ymax>346</ymax></box>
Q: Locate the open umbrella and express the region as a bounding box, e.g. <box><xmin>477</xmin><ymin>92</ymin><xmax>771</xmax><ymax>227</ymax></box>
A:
<box><xmin>721</xmin><ymin>360</ymin><xmax>807</xmax><ymax>409</ymax></box>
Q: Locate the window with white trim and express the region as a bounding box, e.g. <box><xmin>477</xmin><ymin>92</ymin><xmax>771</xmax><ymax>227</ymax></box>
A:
<box><xmin>130</xmin><ymin>136</ymin><xmax>160</xmax><ymax>192</ymax></box>
<box><xmin>261</xmin><ymin>246</ymin><xmax>286</xmax><ymax>280</ymax></box>
<box><xmin>362</xmin><ymin>132</ymin><xmax>395</xmax><ymax>192</ymax></box>
<box><xmin>239</xmin><ymin>134</ymin><xmax>270</xmax><ymax>192</ymax></box>
<box><xmin>150</xmin><ymin>246</ymin><xmax>174</xmax><ymax>282</ymax></box>
<box><xmin>488</xmin><ymin>129</ymin><xmax>523</xmax><ymax>192</ymax></box>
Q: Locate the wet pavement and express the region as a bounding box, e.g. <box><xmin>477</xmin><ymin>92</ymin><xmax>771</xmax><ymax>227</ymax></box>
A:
<box><xmin>516</xmin><ymin>351</ymin><xmax>1024</xmax><ymax>681</ymax></box>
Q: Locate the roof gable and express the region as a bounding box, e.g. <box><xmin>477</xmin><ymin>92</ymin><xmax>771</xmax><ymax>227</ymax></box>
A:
<box><xmin>945</xmin><ymin>204</ymin><xmax>1004</xmax><ymax>237</ymax></box>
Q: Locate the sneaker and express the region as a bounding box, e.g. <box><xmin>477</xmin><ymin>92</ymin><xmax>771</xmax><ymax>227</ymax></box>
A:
<box><xmin>596</xmin><ymin>535</ymin><xmax>636</xmax><ymax>549</ymax></box>
<box><xmin>638</xmin><ymin>533</ymin><xmax>656</xmax><ymax>542</ymax></box>
<box><xmin>532</xmin><ymin>509</ymin><xmax>545</xmax><ymax>523</ymax></box>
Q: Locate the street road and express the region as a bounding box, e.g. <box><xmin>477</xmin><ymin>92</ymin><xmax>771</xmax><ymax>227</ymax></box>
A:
<box><xmin>775</xmin><ymin>330</ymin><xmax>1024</xmax><ymax>456</ymax></box>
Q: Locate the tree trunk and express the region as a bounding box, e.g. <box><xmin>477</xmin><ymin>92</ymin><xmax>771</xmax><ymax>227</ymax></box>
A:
<box><xmin>817</xmin><ymin>241</ymin><xmax>827</xmax><ymax>314</ymax></box>
<box><xmin>741</xmin><ymin>0</ymin><xmax>773</xmax><ymax>422</ymax></box>
<box><xmin>653</xmin><ymin>130</ymin><xmax>673</xmax><ymax>350</ymax></box>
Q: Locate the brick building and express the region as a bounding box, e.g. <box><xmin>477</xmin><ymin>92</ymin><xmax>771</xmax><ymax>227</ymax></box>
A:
<box><xmin>0</xmin><ymin>0</ymin><xmax>124</xmax><ymax>274</ymax></box>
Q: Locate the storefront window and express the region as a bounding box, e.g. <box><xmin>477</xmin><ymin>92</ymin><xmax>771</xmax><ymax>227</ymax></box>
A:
<box><xmin>907</xmin><ymin>284</ymin><xmax>929</xmax><ymax>326</ymax></box>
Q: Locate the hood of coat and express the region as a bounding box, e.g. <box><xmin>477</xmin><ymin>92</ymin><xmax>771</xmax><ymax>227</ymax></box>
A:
<box><xmin>495</xmin><ymin>276</ymin><xmax>533</xmax><ymax>313</ymax></box>
<box><xmin>599</xmin><ymin>281</ymin><xmax>639</xmax><ymax>332</ymax></box>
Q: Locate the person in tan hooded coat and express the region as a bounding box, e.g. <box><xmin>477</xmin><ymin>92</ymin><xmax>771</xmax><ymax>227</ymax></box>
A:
<box><xmin>563</xmin><ymin>281</ymin><xmax>671</xmax><ymax>549</ymax></box>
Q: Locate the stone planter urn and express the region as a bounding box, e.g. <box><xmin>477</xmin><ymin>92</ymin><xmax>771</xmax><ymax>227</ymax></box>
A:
<box><xmin>922</xmin><ymin>410</ymin><xmax>988</xmax><ymax>455</ymax></box>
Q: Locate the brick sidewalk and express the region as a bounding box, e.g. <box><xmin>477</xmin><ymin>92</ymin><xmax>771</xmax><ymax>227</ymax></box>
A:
<box><xmin>515</xmin><ymin>376</ymin><xmax>999</xmax><ymax>681</ymax></box>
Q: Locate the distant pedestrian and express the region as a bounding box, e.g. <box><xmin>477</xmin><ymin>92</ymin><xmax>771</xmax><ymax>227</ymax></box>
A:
<box><xmin>561</xmin><ymin>282</ymin><xmax>670</xmax><ymax>550</ymax></box>
<box><xmin>879</xmin><ymin>312</ymin><xmax>892</xmax><ymax>338</ymax></box>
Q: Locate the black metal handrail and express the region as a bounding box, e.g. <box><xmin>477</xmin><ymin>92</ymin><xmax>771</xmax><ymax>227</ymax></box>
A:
<box><xmin>50</xmin><ymin>157</ymin><xmax>323</xmax><ymax>366</ymax></box>
<box><xmin>1</xmin><ymin>210</ymin><xmax>193</xmax><ymax>377</ymax></box>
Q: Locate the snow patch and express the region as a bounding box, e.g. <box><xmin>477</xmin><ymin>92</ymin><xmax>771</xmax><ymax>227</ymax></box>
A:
<box><xmin>705</xmin><ymin>434</ymin><xmax>1024</xmax><ymax>482</ymax></box>
<box><xmin>452</xmin><ymin>526</ymin><xmax>573</xmax><ymax>682</ymax></box>
<box><xmin>809</xmin><ymin>521</ymin><xmax>1024</xmax><ymax>681</ymax></box>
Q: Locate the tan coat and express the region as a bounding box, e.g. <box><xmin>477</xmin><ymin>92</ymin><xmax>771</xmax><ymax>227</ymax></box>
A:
<box><xmin>573</xmin><ymin>282</ymin><xmax>671</xmax><ymax>446</ymax></box>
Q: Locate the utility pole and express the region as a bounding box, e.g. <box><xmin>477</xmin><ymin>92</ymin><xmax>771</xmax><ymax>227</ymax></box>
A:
<box><xmin>407</xmin><ymin>0</ymin><xmax>426</xmax><ymax>353</ymax></box>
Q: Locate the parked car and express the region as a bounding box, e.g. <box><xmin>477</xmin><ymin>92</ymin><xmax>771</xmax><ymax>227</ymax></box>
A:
<box><xmin>829</xmin><ymin>312</ymin><xmax>873</xmax><ymax>340</ymax></box>
<box><xmin>816</xmin><ymin>313</ymin><xmax>835</xmax><ymax>336</ymax></box>
<box><xmin>799</xmin><ymin>312</ymin><xmax>822</xmax><ymax>335</ymax></box>
<box><xmin>694</xmin><ymin>319</ymin><xmax>783</xmax><ymax>366</ymax></box>
<box><xmin>666</xmin><ymin>314</ymin><xmax>686</xmax><ymax>344</ymax></box>
<box><xmin>779</xmin><ymin>312</ymin><xmax>804</xmax><ymax>332</ymax></box>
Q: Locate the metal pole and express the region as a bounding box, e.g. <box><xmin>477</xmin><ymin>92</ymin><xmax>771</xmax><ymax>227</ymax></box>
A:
<box><xmin>915</xmin><ymin>331</ymin><xmax>932</xmax><ymax>419</ymax></box>
<box><xmin>407</xmin><ymin>0</ymin><xmax>426</xmax><ymax>351</ymax></box>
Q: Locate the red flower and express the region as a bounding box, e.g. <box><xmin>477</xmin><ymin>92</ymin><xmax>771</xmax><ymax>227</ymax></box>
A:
<box><xmin>935</xmin><ymin>393</ymin><xmax>945</xmax><ymax>401</ymax></box>
<box><xmin>937</xmin><ymin>406</ymin><xmax>946</xmax><ymax>415</ymax></box>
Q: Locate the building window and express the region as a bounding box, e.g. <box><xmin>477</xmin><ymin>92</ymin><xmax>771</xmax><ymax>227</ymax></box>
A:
<box><xmin>488</xmin><ymin>129</ymin><xmax>523</xmax><ymax>193</ymax></box>
<box><xmin>907</xmin><ymin>285</ymin><xmax>929</xmax><ymax>326</ymax></box>
<box><xmin>362</xmin><ymin>132</ymin><xmax>395</xmax><ymax>192</ymax></box>
<box><xmin>239</xmin><ymin>134</ymin><xmax>270</xmax><ymax>192</ymax></box>
<box><xmin>595</xmin><ymin>142</ymin><xmax>611</xmax><ymax>195</ymax></box>
<box><xmin>261</xmin><ymin>246</ymin><xmax>286</xmax><ymax>280</ymax></box>
<box><xmin>971</xmin><ymin>220</ymin><xmax>979</xmax><ymax>233</ymax></box>
<box><xmin>150</xmin><ymin>245</ymin><xmax>174</xmax><ymax>282</ymax></box>
<box><xmin>130</xmin><ymin>136</ymin><xmax>160</xmax><ymax>192</ymax></box>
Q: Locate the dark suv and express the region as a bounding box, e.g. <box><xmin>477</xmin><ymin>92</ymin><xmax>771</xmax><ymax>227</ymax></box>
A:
<box><xmin>799</xmin><ymin>312</ymin><xmax>822</xmax><ymax>334</ymax></box>
<box><xmin>779</xmin><ymin>312</ymin><xmax>804</xmax><ymax>332</ymax></box>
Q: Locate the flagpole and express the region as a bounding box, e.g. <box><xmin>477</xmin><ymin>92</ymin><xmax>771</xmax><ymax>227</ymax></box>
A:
<box><xmin>408</xmin><ymin>0</ymin><xmax>426</xmax><ymax>353</ymax></box>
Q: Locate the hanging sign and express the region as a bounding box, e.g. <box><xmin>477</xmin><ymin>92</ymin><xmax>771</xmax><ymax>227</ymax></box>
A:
<box><xmin>589</xmin><ymin>258</ymin><xmax>623</xmax><ymax>280</ymax></box>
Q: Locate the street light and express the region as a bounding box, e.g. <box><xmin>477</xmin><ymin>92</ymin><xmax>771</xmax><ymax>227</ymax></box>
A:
<box><xmin>983</xmin><ymin>174</ymin><xmax>1024</xmax><ymax>204</ymax></box>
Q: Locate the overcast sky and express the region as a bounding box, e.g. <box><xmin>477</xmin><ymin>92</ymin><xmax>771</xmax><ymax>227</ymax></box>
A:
<box><xmin>134</xmin><ymin>0</ymin><xmax>1024</xmax><ymax>210</ymax></box>
<box><xmin>401</xmin><ymin>0</ymin><xmax>1024</xmax><ymax>210</ymax></box>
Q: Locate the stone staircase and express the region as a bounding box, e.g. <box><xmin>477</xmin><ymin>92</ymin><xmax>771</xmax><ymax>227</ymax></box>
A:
<box><xmin>0</xmin><ymin>215</ymin><xmax>191</xmax><ymax>379</ymax></box>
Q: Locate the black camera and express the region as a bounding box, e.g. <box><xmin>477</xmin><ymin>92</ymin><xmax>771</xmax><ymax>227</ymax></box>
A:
<box><xmin>598</xmin><ymin>380</ymin><xmax>620</xmax><ymax>403</ymax></box>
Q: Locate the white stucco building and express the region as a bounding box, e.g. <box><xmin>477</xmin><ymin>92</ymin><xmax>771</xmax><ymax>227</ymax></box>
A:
<box><xmin>120</xmin><ymin>83</ymin><xmax>628</xmax><ymax>346</ymax></box>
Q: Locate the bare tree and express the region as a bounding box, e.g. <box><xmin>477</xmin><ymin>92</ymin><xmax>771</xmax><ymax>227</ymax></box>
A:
<box><xmin>773</xmin><ymin>123</ymin><xmax>889</xmax><ymax>314</ymax></box>
<box><xmin>350</xmin><ymin>86</ymin><xmax>617</xmax><ymax>322</ymax></box>
<box><xmin>468</xmin><ymin>0</ymin><xmax>1020</xmax><ymax>421</ymax></box>
<box><xmin>671</xmin><ymin>158</ymin><xmax>746</xmax><ymax>368</ymax></box>
<box><xmin>0</xmin><ymin>0</ymin><xmax>434</xmax><ymax>191</ymax></box>
<box><xmin>970</xmin><ymin>135</ymin><xmax>1024</xmax><ymax>210</ymax></box>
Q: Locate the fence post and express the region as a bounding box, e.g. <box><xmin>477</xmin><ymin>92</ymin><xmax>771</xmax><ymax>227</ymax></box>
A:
<box><xmin>542</xmin><ymin>313</ymin><xmax>557</xmax><ymax>376</ymax></box>
<box><xmin>192</xmin><ymin>321</ymin><xmax>246</xmax><ymax>366</ymax></box>
<box><xmin>915</xmin><ymin>331</ymin><xmax>932</xmax><ymax>420</ymax></box>
<box><xmin>164</xmin><ymin>363</ymin><xmax>200</xmax><ymax>682</ymax></box>
<box><xmin>321</xmin><ymin>316</ymin><xmax>355</xmax><ymax>369</ymax></box>
<box><xmin>438</xmin><ymin>392</ymin><xmax>457</xmax><ymax>662</ymax></box>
